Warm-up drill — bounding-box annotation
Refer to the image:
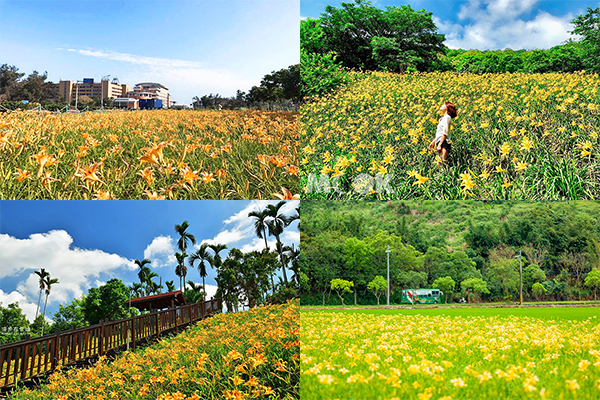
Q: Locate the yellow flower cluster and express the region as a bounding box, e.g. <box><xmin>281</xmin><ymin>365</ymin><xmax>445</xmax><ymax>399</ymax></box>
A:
<box><xmin>10</xmin><ymin>301</ymin><xmax>299</xmax><ymax>400</ymax></box>
<box><xmin>0</xmin><ymin>109</ymin><xmax>299</xmax><ymax>199</ymax></box>
<box><xmin>301</xmin><ymin>311</ymin><xmax>600</xmax><ymax>399</ymax></box>
<box><xmin>301</xmin><ymin>71</ymin><xmax>600</xmax><ymax>199</ymax></box>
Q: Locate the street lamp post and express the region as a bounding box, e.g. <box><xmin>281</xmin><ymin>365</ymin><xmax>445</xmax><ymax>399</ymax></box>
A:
<box><xmin>515</xmin><ymin>250</ymin><xmax>523</xmax><ymax>305</ymax></box>
<box><xmin>386</xmin><ymin>245</ymin><xmax>391</xmax><ymax>306</ymax></box>
<box><xmin>75</xmin><ymin>81</ymin><xmax>81</xmax><ymax>110</ymax></box>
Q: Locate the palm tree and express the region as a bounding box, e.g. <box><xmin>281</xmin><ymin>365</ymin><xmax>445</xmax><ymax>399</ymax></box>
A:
<box><xmin>189</xmin><ymin>243</ymin><xmax>212</xmax><ymax>296</ymax></box>
<box><xmin>185</xmin><ymin>280</ymin><xmax>204</xmax><ymax>303</ymax></box>
<box><xmin>266</xmin><ymin>201</ymin><xmax>292</xmax><ymax>283</ymax></box>
<box><xmin>130</xmin><ymin>282</ymin><xmax>144</xmax><ymax>297</ymax></box>
<box><xmin>175</xmin><ymin>252</ymin><xmax>187</xmax><ymax>292</ymax></box>
<box><xmin>34</xmin><ymin>268</ymin><xmax>50</xmax><ymax>321</ymax></box>
<box><xmin>165</xmin><ymin>280</ymin><xmax>176</xmax><ymax>292</ymax></box>
<box><xmin>41</xmin><ymin>275</ymin><xmax>59</xmax><ymax>336</ymax></box>
<box><xmin>145</xmin><ymin>271</ymin><xmax>159</xmax><ymax>295</ymax></box>
<box><xmin>248</xmin><ymin>209</ymin><xmax>271</xmax><ymax>251</ymax></box>
<box><xmin>174</xmin><ymin>221</ymin><xmax>196</xmax><ymax>254</ymax></box>
<box><xmin>135</xmin><ymin>259</ymin><xmax>152</xmax><ymax>294</ymax></box>
<box><xmin>208</xmin><ymin>244</ymin><xmax>228</xmax><ymax>269</ymax></box>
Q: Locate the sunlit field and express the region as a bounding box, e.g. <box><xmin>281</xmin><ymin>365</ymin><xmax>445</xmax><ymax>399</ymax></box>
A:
<box><xmin>301</xmin><ymin>309</ymin><xmax>600</xmax><ymax>400</ymax></box>
<box><xmin>301</xmin><ymin>71</ymin><xmax>600</xmax><ymax>200</ymax></box>
<box><xmin>8</xmin><ymin>301</ymin><xmax>299</xmax><ymax>400</ymax></box>
<box><xmin>0</xmin><ymin>109</ymin><xmax>299</xmax><ymax>199</ymax></box>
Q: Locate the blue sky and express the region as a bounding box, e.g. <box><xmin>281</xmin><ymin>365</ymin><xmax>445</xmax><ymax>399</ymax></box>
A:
<box><xmin>0</xmin><ymin>200</ymin><xmax>299</xmax><ymax>322</ymax></box>
<box><xmin>301</xmin><ymin>0</ymin><xmax>599</xmax><ymax>50</ymax></box>
<box><xmin>0</xmin><ymin>0</ymin><xmax>300</xmax><ymax>104</ymax></box>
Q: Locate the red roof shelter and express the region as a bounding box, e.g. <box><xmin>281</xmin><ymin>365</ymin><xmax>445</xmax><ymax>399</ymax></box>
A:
<box><xmin>126</xmin><ymin>291</ymin><xmax>186</xmax><ymax>311</ymax></box>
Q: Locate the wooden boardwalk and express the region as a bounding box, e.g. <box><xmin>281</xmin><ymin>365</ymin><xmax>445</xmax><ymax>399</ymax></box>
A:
<box><xmin>0</xmin><ymin>298</ymin><xmax>222</xmax><ymax>389</ymax></box>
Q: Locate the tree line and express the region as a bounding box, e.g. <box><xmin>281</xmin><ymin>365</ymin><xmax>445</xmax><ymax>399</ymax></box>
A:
<box><xmin>301</xmin><ymin>0</ymin><xmax>600</xmax><ymax>97</ymax></box>
<box><xmin>0</xmin><ymin>64</ymin><xmax>300</xmax><ymax>111</ymax></box>
<box><xmin>300</xmin><ymin>200</ymin><xmax>600</xmax><ymax>306</ymax></box>
<box><xmin>192</xmin><ymin>64</ymin><xmax>300</xmax><ymax>110</ymax></box>
<box><xmin>0</xmin><ymin>201</ymin><xmax>299</xmax><ymax>344</ymax></box>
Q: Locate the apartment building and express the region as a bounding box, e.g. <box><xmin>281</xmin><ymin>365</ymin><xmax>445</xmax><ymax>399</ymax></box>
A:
<box><xmin>58</xmin><ymin>79</ymin><xmax>130</xmax><ymax>103</ymax></box>
<box><xmin>127</xmin><ymin>82</ymin><xmax>171</xmax><ymax>108</ymax></box>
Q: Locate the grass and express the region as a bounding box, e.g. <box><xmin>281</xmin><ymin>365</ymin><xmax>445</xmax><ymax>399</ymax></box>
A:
<box><xmin>316</xmin><ymin>306</ymin><xmax>600</xmax><ymax>321</ymax></box>
<box><xmin>301</xmin><ymin>308</ymin><xmax>600</xmax><ymax>399</ymax></box>
<box><xmin>0</xmin><ymin>109</ymin><xmax>300</xmax><ymax>200</ymax></box>
<box><xmin>8</xmin><ymin>301</ymin><xmax>299</xmax><ymax>400</ymax></box>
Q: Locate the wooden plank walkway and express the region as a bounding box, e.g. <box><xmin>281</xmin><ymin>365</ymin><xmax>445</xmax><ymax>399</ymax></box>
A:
<box><xmin>0</xmin><ymin>298</ymin><xmax>222</xmax><ymax>389</ymax></box>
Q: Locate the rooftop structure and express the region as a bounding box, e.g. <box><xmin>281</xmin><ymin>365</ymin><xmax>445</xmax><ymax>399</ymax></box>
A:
<box><xmin>127</xmin><ymin>82</ymin><xmax>171</xmax><ymax>108</ymax></box>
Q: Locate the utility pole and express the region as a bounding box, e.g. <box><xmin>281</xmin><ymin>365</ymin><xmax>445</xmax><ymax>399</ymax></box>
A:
<box><xmin>386</xmin><ymin>245</ymin><xmax>391</xmax><ymax>306</ymax></box>
<box><xmin>75</xmin><ymin>81</ymin><xmax>81</xmax><ymax>109</ymax></box>
<box><xmin>519</xmin><ymin>249</ymin><xmax>523</xmax><ymax>305</ymax></box>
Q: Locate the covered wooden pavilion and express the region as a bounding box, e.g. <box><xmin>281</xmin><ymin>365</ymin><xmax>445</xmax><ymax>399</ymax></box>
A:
<box><xmin>126</xmin><ymin>291</ymin><xmax>186</xmax><ymax>311</ymax></box>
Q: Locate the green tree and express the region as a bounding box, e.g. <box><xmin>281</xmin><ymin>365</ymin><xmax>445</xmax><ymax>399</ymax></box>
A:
<box><xmin>487</xmin><ymin>258</ymin><xmax>520</xmax><ymax>299</ymax></box>
<box><xmin>41</xmin><ymin>275</ymin><xmax>59</xmax><ymax>336</ymax></box>
<box><xmin>367</xmin><ymin>276</ymin><xmax>387</xmax><ymax>305</ymax></box>
<box><xmin>83</xmin><ymin>279</ymin><xmax>130</xmax><ymax>325</ymax></box>
<box><xmin>165</xmin><ymin>280</ymin><xmax>176</xmax><ymax>292</ymax></box>
<box><xmin>0</xmin><ymin>64</ymin><xmax>25</xmax><ymax>101</ymax></box>
<box><xmin>343</xmin><ymin>237</ymin><xmax>374</xmax><ymax>305</ymax></box>
<box><xmin>432</xmin><ymin>276</ymin><xmax>455</xmax><ymax>304</ymax></box>
<box><xmin>189</xmin><ymin>243</ymin><xmax>212</xmax><ymax>296</ymax></box>
<box><xmin>584</xmin><ymin>268</ymin><xmax>600</xmax><ymax>300</ymax></box>
<box><xmin>34</xmin><ymin>268</ymin><xmax>50</xmax><ymax>321</ymax></box>
<box><xmin>523</xmin><ymin>264</ymin><xmax>546</xmax><ymax>293</ymax></box>
<box><xmin>266</xmin><ymin>201</ymin><xmax>292</xmax><ymax>283</ymax></box>
<box><xmin>135</xmin><ymin>258</ymin><xmax>152</xmax><ymax>295</ymax></box>
<box><xmin>461</xmin><ymin>278</ymin><xmax>490</xmax><ymax>303</ymax></box>
<box><xmin>249</xmin><ymin>208</ymin><xmax>271</xmax><ymax>251</ymax></box>
<box><xmin>570</xmin><ymin>7</ymin><xmax>600</xmax><ymax>72</ymax></box>
<box><xmin>174</xmin><ymin>221</ymin><xmax>196</xmax><ymax>291</ymax></box>
<box><xmin>51</xmin><ymin>295</ymin><xmax>87</xmax><ymax>332</ymax></box>
<box><xmin>175</xmin><ymin>252</ymin><xmax>188</xmax><ymax>293</ymax></box>
<box><xmin>532</xmin><ymin>282</ymin><xmax>547</xmax><ymax>301</ymax></box>
<box><xmin>0</xmin><ymin>302</ymin><xmax>30</xmax><ymax>344</ymax></box>
<box><xmin>330</xmin><ymin>279</ymin><xmax>354</xmax><ymax>306</ymax></box>
<box><xmin>316</xmin><ymin>0</ymin><xmax>446</xmax><ymax>72</ymax></box>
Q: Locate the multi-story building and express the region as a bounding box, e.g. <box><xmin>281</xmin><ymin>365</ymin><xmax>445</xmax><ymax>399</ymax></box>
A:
<box><xmin>127</xmin><ymin>82</ymin><xmax>171</xmax><ymax>108</ymax></box>
<box><xmin>58</xmin><ymin>79</ymin><xmax>130</xmax><ymax>103</ymax></box>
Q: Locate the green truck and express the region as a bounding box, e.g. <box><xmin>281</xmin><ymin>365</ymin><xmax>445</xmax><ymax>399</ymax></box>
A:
<box><xmin>401</xmin><ymin>289</ymin><xmax>443</xmax><ymax>304</ymax></box>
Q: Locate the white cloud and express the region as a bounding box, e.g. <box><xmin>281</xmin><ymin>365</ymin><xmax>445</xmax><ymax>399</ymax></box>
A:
<box><xmin>202</xmin><ymin>200</ymin><xmax>299</xmax><ymax>249</ymax></box>
<box><xmin>143</xmin><ymin>236</ymin><xmax>176</xmax><ymax>268</ymax></box>
<box><xmin>65</xmin><ymin>49</ymin><xmax>203</xmax><ymax>68</ymax></box>
<box><xmin>185</xmin><ymin>282</ymin><xmax>219</xmax><ymax>301</ymax></box>
<box><xmin>60</xmin><ymin>47</ymin><xmax>259</xmax><ymax>102</ymax></box>
<box><xmin>0</xmin><ymin>230</ymin><xmax>136</xmax><ymax>322</ymax></box>
<box><xmin>0</xmin><ymin>289</ymin><xmax>43</xmax><ymax>323</ymax></box>
<box><xmin>437</xmin><ymin>0</ymin><xmax>574</xmax><ymax>50</ymax></box>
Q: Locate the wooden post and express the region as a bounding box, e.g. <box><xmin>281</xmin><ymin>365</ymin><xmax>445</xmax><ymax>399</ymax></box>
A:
<box><xmin>155</xmin><ymin>311</ymin><xmax>160</xmax><ymax>339</ymax></box>
<box><xmin>20</xmin><ymin>334</ymin><xmax>31</xmax><ymax>380</ymax></box>
<box><xmin>99</xmin><ymin>319</ymin><xmax>105</xmax><ymax>356</ymax></box>
<box><xmin>131</xmin><ymin>317</ymin><xmax>136</xmax><ymax>351</ymax></box>
<box><xmin>51</xmin><ymin>329</ymin><xmax>60</xmax><ymax>370</ymax></box>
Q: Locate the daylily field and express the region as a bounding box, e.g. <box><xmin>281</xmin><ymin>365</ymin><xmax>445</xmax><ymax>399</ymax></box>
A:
<box><xmin>8</xmin><ymin>301</ymin><xmax>299</xmax><ymax>400</ymax></box>
<box><xmin>301</xmin><ymin>71</ymin><xmax>600</xmax><ymax>199</ymax></box>
<box><xmin>0</xmin><ymin>109</ymin><xmax>299</xmax><ymax>199</ymax></box>
<box><xmin>301</xmin><ymin>309</ymin><xmax>600</xmax><ymax>400</ymax></box>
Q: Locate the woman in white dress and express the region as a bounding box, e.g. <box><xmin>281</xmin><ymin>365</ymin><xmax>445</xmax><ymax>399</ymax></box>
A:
<box><xmin>428</xmin><ymin>102</ymin><xmax>457</xmax><ymax>167</ymax></box>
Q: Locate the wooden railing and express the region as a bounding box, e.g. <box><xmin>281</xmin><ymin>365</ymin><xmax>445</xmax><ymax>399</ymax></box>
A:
<box><xmin>0</xmin><ymin>298</ymin><xmax>222</xmax><ymax>389</ymax></box>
